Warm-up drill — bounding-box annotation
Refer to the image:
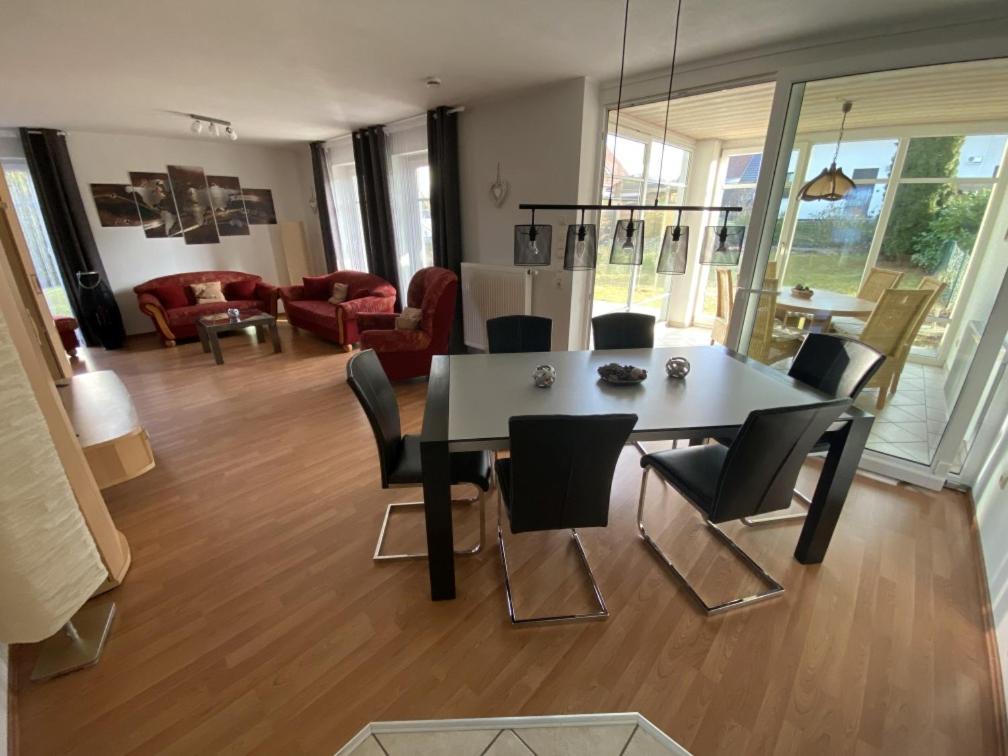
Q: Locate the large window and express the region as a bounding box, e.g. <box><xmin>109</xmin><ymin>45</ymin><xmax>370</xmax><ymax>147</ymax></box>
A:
<box><xmin>329</xmin><ymin>160</ymin><xmax>368</xmax><ymax>272</ymax></box>
<box><xmin>389</xmin><ymin>149</ymin><xmax>433</xmax><ymax>293</ymax></box>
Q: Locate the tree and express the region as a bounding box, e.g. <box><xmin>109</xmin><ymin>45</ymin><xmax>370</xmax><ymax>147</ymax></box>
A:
<box><xmin>879</xmin><ymin>136</ymin><xmax>963</xmax><ymax>264</ymax></box>
<box><xmin>911</xmin><ymin>187</ymin><xmax>991</xmax><ymax>272</ymax></box>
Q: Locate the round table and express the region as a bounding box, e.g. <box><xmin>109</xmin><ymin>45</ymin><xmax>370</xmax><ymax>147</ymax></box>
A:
<box><xmin>776</xmin><ymin>288</ymin><xmax>876</xmax><ymax>320</ymax></box>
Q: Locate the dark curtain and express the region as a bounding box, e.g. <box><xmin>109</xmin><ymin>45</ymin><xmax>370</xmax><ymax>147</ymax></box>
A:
<box><xmin>309</xmin><ymin>141</ymin><xmax>338</xmax><ymax>272</ymax></box>
<box><xmin>20</xmin><ymin>128</ymin><xmax>125</xmax><ymax>349</ymax></box>
<box><xmin>427</xmin><ymin>106</ymin><xmax>464</xmax><ymax>352</ymax></box>
<box><xmin>352</xmin><ymin>126</ymin><xmax>401</xmax><ymax>306</ymax></box>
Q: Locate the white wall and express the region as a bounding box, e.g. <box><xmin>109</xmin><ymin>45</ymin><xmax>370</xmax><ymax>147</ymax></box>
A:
<box><xmin>66</xmin><ymin>131</ymin><xmax>318</xmax><ymax>335</ymax></box>
<box><xmin>459</xmin><ymin>78</ymin><xmax>593</xmax><ymax>349</ymax></box>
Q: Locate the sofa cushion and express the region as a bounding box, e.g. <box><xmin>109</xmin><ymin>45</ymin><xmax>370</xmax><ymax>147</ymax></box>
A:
<box><xmin>329</xmin><ymin>281</ymin><xmax>349</xmax><ymax>304</ymax></box>
<box><xmin>190</xmin><ymin>281</ymin><xmax>226</xmax><ymax>303</ymax></box>
<box><xmin>395</xmin><ymin>307</ymin><xmax>422</xmax><ymax>330</ymax></box>
<box><xmin>224</xmin><ymin>279</ymin><xmax>257</xmax><ymax>300</ymax></box>
<box><xmin>152</xmin><ymin>284</ymin><xmax>189</xmax><ymax>310</ymax></box>
<box><xmin>286</xmin><ymin>299</ymin><xmax>338</xmax><ymax>329</ymax></box>
<box><xmin>302</xmin><ymin>275</ymin><xmax>334</xmax><ymax>300</ymax></box>
<box><xmin>165</xmin><ymin>300</ymin><xmax>261</xmax><ymax>324</ymax></box>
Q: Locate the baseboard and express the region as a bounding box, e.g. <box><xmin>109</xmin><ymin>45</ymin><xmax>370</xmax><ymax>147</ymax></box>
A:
<box><xmin>968</xmin><ymin>490</ymin><xmax>1008</xmax><ymax>755</ymax></box>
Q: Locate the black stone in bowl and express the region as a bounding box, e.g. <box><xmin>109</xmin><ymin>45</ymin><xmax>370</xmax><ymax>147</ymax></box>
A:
<box><xmin>598</xmin><ymin>363</ymin><xmax>647</xmax><ymax>385</ymax></box>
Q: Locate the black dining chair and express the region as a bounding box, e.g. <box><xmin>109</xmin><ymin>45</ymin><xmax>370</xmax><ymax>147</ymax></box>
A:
<box><xmin>347</xmin><ymin>349</ymin><xmax>494</xmax><ymax>561</ymax></box>
<box><xmin>486</xmin><ymin>315</ymin><xmax>552</xmax><ymax>354</ymax></box>
<box><xmin>637</xmin><ymin>397</ymin><xmax>851</xmax><ymax>614</ymax></box>
<box><xmin>496</xmin><ymin>413</ymin><xmax>638</xmax><ymax>624</ymax></box>
<box><xmin>724</xmin><ymin>334</ymin><xmax>884</xmax><ymax>526</ymax></box>
<box><xmin>591</xmin><ymin>312</ymin><xmax>655</xmax><ymax>349</ymax></box>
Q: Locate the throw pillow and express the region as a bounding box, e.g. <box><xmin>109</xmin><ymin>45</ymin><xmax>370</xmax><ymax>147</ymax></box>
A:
<box><xmin>302</xmin><ymin>275</ymin><xmax>334</xmax><ymax>300</ymax></box>
<box><xmin>151</xmin><ymin>284</ymin><xmax>188</xmax><ymax>310</ymax></box>
<box><xmin>328</xmin><ymin>282</ymin><xmax>349</xmax><ymax>305</ymax></box>
<box><xmin>224</xmin><ymin>279</ymin><xmax>257</xmax><ymax>300</ymax></box>
<box><xmin>190</xmin><ymin>280</ymin><xmax>226</xmax><ymax>304</ymax></box>
<box><xmin>395</xmin><ymin>307</ymin><xmax>422</xmax><ymax>330</ymax></box>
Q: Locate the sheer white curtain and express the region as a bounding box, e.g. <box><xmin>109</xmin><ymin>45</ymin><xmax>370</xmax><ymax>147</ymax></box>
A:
<box><xmin>387</xmin><ymin>118</ymin><xmax>432</xmax><ymax>299</ymax></box>
<box><xmin>325</xmin><ymin>135</ymin><xmax>368</xmax><ymax>272</ymax></box>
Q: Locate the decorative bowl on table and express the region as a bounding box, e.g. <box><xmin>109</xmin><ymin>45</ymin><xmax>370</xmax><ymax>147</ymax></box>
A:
<box><xmin>532</xmin><ymin>364</ymin><xmax>556</xmax><ymax>388</ymax></box>
<box><xmin>665</xmin><ymin>357</ymin><xmax>691</xmax><ymax>379</ymax></box>
<box><xmin>598</xmin><ymin>363</ymin><xmax>647</xmax><ymax>385</ymax></box>
<box><xmin>791</xmin><ymin>284</ymin><xmax>814</xmax><ymax>299</ymax></box>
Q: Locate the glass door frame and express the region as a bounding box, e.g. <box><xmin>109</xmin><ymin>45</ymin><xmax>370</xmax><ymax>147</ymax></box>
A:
<box><xmin>729</xmin><ymin>69</ymin><xmax>1008</xmax><ymax>489</ymax></box>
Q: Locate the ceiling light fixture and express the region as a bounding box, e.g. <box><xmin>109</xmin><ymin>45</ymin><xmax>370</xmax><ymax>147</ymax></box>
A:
<box><xmin>798</xmin><ymin>100</ymin><xmax>856</xmax><ymax>201</ymax></box>
<box><xmin>190</xmin><ymin>118</ymin><xmax>203</xmax><ymax>134</ymax></box>
<box><xmin>187</xmin><ymin>113</ymin><xmax>238</xmax><ymax>141</ymax></box>
<box><xmin>516</xmin><ymin>0</ymin><xmax>741</xmax><ymax>271</ymax></box>
<box><xmin>655</xmin><ymin>0</ymin><xmax>688</xmax><ymax>276</ymax></box>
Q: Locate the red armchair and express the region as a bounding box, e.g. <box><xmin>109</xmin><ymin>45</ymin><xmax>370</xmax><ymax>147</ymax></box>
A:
<box><xmin>359</xmin><ymin>266</ymin><xmax>457</xmax><ymax>381</ymax></box>
<box><xmin>278</xmin><ymin>271</ymin><xmax>397</xmax><ymax>350</ymax></box>
<box><xmin>134</xmin><ymin>271</ymin><xmax>278</xmax><ymax>346</ymax></box>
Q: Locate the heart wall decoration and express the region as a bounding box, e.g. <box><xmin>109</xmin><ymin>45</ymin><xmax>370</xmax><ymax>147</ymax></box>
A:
<box><xmin>490</xmin><ymin>162</ymin><xmax>510</xmax><ymax>208</ymax></box>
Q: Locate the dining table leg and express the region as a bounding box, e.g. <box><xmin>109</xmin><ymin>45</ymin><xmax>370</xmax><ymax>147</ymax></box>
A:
<box><xmin>422</xmin><ymin>356</ymin><xmax>456</xmax><ymax>600</ymax></box>
<box><xmin>794</xmin><ymin>411</ymin><xmax>874</xmax><ymax>564</ymax></box>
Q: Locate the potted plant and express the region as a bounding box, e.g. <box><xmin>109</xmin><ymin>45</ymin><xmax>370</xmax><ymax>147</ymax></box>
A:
<box><xmin>791</xmin><ymin>283</ymin><xmax>814</xmax><ymax>299</ymax></box>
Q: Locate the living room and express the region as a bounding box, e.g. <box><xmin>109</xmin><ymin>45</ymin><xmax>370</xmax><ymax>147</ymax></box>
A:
<box><xmin>3</xmin><ymin>2</ymin><xmax>1008</xmax><ymax>755</ymax></box>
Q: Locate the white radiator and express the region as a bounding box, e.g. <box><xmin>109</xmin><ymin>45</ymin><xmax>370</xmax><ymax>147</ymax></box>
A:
<box><xmin>461</xmin><ymin>263</ymin><xmax>533</xmax><ymax>350</ymax></box>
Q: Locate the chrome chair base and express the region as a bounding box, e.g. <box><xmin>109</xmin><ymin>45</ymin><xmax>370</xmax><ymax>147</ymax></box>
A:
<box><xmin>497</xmin><ymin>494</ymin><xmax>608</xmax><ymax>625</ymax></box>
<box><xmin>373</xmin><ymin>484</ymin><xmax>486</xmax><ymax>562</ymax></box>
<box><xmin>740</xmin><ymin>489</ymin><xmax>811</xmax><ymax>526</ymax></box>
<box><xmin>637</xmin><ymin>468</ymin><xmax>784</xmax><ymax>615</ymax></box>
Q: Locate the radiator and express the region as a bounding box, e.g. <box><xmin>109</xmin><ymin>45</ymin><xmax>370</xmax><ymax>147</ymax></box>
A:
<box><xmin>461</xmin><ymin>263</ymin><xmax>532</xmax><ymax>350</ymax></box>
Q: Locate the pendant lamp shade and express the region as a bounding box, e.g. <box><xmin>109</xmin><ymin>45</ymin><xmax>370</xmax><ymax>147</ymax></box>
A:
<box><xmin>609</xmin><ymin>218</ymin><xmax>645</xmax><ymax>265</ymax></box>
<box><xmin>564</xmin><ymin>223</ymin><xmax>598</xmax><ymax>270</ymax></box>
<box><xmin>657</xmin><ymin>225</ymin><xmax>688</xmax><ymax>275</ymax></box>
<box><xmin>797</xmin><ymin>162</ymin><xmax>857</xmax><ymax>201</ymax></box>
<box><xmin>700</xmin><ymin>225</ymin><xmax>745</xmax><ymax>266</ymax></box>
<box><xmin>513</xmin><ymin>224</ymin><xmax>552</xmax><ymax>266</ymax></box>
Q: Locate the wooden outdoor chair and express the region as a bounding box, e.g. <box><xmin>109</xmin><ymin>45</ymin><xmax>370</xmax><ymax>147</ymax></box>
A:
<box><xmin>857</xmin><ymin>266</ymin><xmax>905</xmax><ymax>306</ymax></box>
<box><xmin>746</xmin><ymin>278</ymin><xmax>803</xmax><ymax>366</ymax></box>
<box><xmin>889</xmin><ymin>276</ymin><xmax>946</xmax><ymax>393</ymax></box>
<box><xmin>710</xmin><ymin>268</ymin><xmax>734</xmax><ymax>346</ymax></box>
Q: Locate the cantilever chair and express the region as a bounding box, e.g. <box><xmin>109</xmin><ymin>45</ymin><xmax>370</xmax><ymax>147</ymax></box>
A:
<box><xmin>496</xmin><ymin>413</ymin><xmax>637</xmax><ymax>624</ymax></box>
<box><xmin>591</xmin><ymin>312</ymin><xmax>655</xmax><ymax>350</ymax></box>
<box><xmin>638</xmin><ymin>397</ymin><xmax>851</xmax><ymax>614</ymax></box>
<box><xmin>730</xmin><ymin>333</ymin><xmax>884</xmax><ymax>526</ymax></box>
<box><xmin>486</xmin><ymin>315</ymin><xmax>552</xmax><ymax>354</ymax></box>
<box><xmin>347</xmin><ymin>349</ymin><xmax>494</xmax><ymax>561</ymax></box>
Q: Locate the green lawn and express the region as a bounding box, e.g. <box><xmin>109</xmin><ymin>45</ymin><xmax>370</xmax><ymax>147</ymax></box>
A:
<box><xmin>43</xmin><ymin>286</ymin><xmax>74</xmax><ymax>317</ymax></box>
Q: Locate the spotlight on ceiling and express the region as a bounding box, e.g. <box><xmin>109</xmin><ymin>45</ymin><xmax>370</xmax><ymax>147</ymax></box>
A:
<box><xmin>208</xmin><ymin>122</ymin><xmax>220</xmax><ymax>137</ymax></box>
<box><xmin>225</xmin><ymin>125</ymin><xmax>237</xmax><ymax>141</ymax></box>
<box><xmin>190</xmin><ymin>119</ymin><xmax>203</xmax><ymax>134</ymax></box>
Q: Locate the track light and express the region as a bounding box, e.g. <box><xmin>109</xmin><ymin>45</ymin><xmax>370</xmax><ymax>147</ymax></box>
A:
<box><xmin>225</xmin><ymin>125</ymin><xmax>237</xmax><ymax>141</ymax></box>
<box><xmin>208</xmin><ymin>122</ymin><xmax>220</xmax><ymax>137</ymax></box>
<box><xmin>191</xmin><ymin>119</ymin><xmax>203</xmax><ymax>134</ymax></box>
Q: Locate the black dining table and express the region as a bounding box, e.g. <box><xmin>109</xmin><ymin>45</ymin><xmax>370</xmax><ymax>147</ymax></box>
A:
<box><xmin>420</xmin><ymin>345</ymin><xmax>874</xmax><ymax>600</ymax></box>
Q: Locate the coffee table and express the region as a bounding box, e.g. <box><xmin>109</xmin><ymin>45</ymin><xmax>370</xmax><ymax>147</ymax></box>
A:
<box><xmin>196</xmin><ymin>309</ymin><xmax>280</xmax><ymax>365</ymax></box>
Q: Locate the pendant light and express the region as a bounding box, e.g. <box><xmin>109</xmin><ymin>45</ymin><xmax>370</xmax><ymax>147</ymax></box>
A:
<box><xmin>798</xmin><ymin>100</ymin><xmax>856</xmax><ymax>201</ymax></box>
<box><xmin>700</xmin><ymin>209</ymin><xmax>745</xmax><ymax>266</ymax></box>
<box><xmin>655</xmin><ymin>0</ymin><xmax>687</xmax><ymax>276</ymax></box>
<box><xmin>514</xmin><ymin>208</ymin><xmax>552</xmax><ymax>266</ymax></box>
<box><xmin>564</xmin><ymin>209</ymin><xmax>598</xmax><ymax>270</ymax></box>
<box><xmin>611</xmin><ymin>211</ymin><xmax>645</xmax><ymax>265</ymax></box>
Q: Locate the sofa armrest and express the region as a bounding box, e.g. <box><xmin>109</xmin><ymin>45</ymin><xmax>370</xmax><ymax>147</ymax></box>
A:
<box><xmin>338</xmin><ymin>295</ymin><xmax>397</xmax><ymax>320</ymax></box>
<box><xmin>137</xmin><ymin>293</ymin><xmax>175</xmax><ymax>342</ymax></box>
<box><xmin>255</xmin><ymin>282</ymin><xmax>279</xmax><ymax>316</ymax></box>
<box><xmin>278</xmin><ymin>284</ymin><xmax>305</xmax><ymax>303</ymax></box>
<box><xmin>360</xmin><ymin>327</ymin><xmax>432</xmax><ymax>352</ymax></box>
<box><xmin>356</xmin><ymin>312</ymin><xmax>399</xmax><ymax>331</ymax></box>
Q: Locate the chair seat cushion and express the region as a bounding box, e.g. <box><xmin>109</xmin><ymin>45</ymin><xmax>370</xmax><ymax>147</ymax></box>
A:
<box><xmin>830</xmin><ymin>316</ymin><xmax>865</xmax><ymax>337</ymax></box>
<box><xmin>389</xmin><ymin>434</ymin><xmax>493</xmax><ymax>490</ymax></box>
<box><xmin>285</xmin><ymin>299</ymin><xmax>339</xmax><ymax>329</ymax></box>
<box><xmin>772</xmin><ymin>323</ymin><xmax>804</xmax><ymax>342</ymax></box>
<box><xmin>165</xmin><ymin>300</ymin><xmax>261</xmax><ymax>324</ymax></box>
<box><xmin>640</xmin><ymin>445</ymin><xmax>728</xmax><ymax>518</ymax></box>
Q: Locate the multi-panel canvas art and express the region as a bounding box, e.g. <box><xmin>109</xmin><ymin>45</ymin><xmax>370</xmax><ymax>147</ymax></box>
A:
<box><xmin>129</xmin><ymin>172</ymin><xmax>182</xmax><ymax>238</ymax></box>
<box><xmin>206</xmin><ymin>175</ymin><xmax>249</xmax><ymax>236</ymax></box>
<box><xmin>90</xmin><ymin>184</ymin><xmax>141</xmax><ymax>227</ymax></box>
<box><xmin>241</xmin><ymin>188</ymin><xmax>277</xmax><ymax>225</ymax></box>
<box><xmin>167</xmin><ymin>164</ymin><xmax>219</xmax><ymax>245</ymax></box>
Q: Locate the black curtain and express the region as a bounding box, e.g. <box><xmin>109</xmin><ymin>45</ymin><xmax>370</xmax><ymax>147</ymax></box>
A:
<box><xmin>309</xmin><ymin>141</ymin><xmax>338</xmax><ymax>272</ymax></box>
<box><xmin>427</xmin><ymin>106</ymin><xmax>464</xmax><ymax>352</ymax></box>
<box><xmin>20</xmin><ymin>128</ymin><xmax>125</xmax><ymax>349</ymax></box>
<box><xmin>352</xmin><ymin>126</ymin><xmax>401</xmax><ymax>306</ymax></box>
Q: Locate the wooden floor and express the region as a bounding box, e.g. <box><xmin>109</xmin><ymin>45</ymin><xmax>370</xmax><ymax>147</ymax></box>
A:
<box><xmin>12</xmin><ymin>325</ymin><xmax>1005</xmax><ymax>755</ymax></box>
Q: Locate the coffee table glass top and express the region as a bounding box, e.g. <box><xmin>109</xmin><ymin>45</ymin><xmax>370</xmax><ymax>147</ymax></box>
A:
<box><xmin>198</xmin><ymin>309</ymin><xmax>270</xmax><ymax>327</ymax></box>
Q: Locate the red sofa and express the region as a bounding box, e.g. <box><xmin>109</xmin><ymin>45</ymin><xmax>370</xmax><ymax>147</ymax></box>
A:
<box><xmin>358</xmin><ymin>267</ymin><xmax>457</xmax><ymax>381</ymax></box>
<box><xmin>134</xmin><ymin>271</ymin><xmax>278</xmax><ymax>346</ymax></box>
<box><xmin>278</xmin><ymin>271</ymin><xmax>397</xmax><ymax>350</ymax></box>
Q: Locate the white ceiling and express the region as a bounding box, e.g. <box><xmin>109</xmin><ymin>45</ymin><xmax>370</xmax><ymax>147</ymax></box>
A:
<box><xmin>0</xmin><ymin>0</ymin><xmax>1003</xmax><ymax>144</ymax></box>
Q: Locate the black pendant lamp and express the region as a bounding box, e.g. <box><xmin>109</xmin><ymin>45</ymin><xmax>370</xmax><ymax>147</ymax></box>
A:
<box><xmin>700</xmin><ymin>210</ymin><xmax>745</xmax><ymax>266</ymax></box>
<box><xmin>514</xmin><ymin>208</ymin><xmax>552</xmax><ymax>266</ymax></box>
<box><xmin>654</xmin><ymin>0</ymin><xmax>688</xmax><ymax>276</ymax></box>
<box><xmin>799</xmin><ymin>101</ymin><xmax>857</xmax><ymax>201</ymax></box>
<box><xmin>610</xmin><ymin>211</ymin><xmax>645</xmax><ymax>265</ymax></box>
<box><xmin>564</xmin><ymin>208</ymin><xmax>597</xmax><ymax>270</ymax></box>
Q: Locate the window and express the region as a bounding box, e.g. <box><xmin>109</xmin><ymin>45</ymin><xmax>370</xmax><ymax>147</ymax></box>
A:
<box><xmin>389</xmin><ymin>149</ymin><xmax>433</xmax><ymax>293</ymax></box>
<box><xmin>329</xmin><ymin>160</ymin><xmax>368</xmax><ymax>272</ymax></box>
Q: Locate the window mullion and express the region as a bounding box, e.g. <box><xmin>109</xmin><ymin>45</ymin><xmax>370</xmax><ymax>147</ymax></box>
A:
<box><xmin>859</xmin><ymin>137</ymin><xmax>910</xmax><ymax>291</ymax></box>
<box><xmin>776</xmin><ymin>142</ymin><xmax>811</xmax><ymax>284</ymax></box>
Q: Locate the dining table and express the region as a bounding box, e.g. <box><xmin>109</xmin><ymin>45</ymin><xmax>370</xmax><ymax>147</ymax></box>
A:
<box><xmin>419</xmin><ymin>345</ymin><xmax>874</xmax><ymax>600</ymax></box>
<box><xmin>776</xmin><ymin>288</ymin><xmax>877</xmax><ymax>330</ymax></box>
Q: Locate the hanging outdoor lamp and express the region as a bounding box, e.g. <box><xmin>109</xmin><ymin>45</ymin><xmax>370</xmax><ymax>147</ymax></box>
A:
<box><xmin>513</xmin><ymin>207</ymin><xmax>552</xmax><ymax>266</ymax></box>
<box><xmin>564</xmin><ymin>208</ymin><xmax>598</xmax><ymax>270</ymax></box>
<box><xmin>798</xmin><ymin>100</ymin><xmax>857</xmax><ymax>201</ymax></box>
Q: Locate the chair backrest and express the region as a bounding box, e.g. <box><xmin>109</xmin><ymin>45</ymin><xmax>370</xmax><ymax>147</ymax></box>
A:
<box><xmin>345</xmin><ymin>349</ymin><xmax>402</xmax><ymax>488</ymax></box>
<box><xmin>859</xmin><ymin>288</ymin><xmax>933</xmax><ymax>357</ymax></box>
<box><xmin>711</xmin><ymin>398</ymin><xmax>852</xmax><ymax>523</ymax></box>
<box><xmin>715</xmin><ymin>268</ymin><xmax>735</xmax><ymax>320</ymax></box>
<box><xmin>406</xmin><ymin>266</ymin><xmax>458</xmax><ymax>348</ymax></box>
<box><xmin>788</xmin><ymin>333</ymin><xmax>885</xmax><ymax>399</ymax></box>
<box><xmin>858</xmin><ymin>266</ymin><xmax>904</xmax><ymax>302</ymax></box>
<box><xmin>486</xmin><ymin>315</ymin><xmax>552</xmax><ymax>354</ymax></box>
<box><xmin>746</xmin><ymin>278</ymin><xmax>779</xmax><ymax>364</ymax></box>
<box><xmin>505</xmin><ymin>414</ymin><xmax>638</xmax><ymax>533</ymax></box>
<box><xmin>591</xmin><ymin>312</ymin><xmax>655</xmax><ymax>349</ymax></box>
